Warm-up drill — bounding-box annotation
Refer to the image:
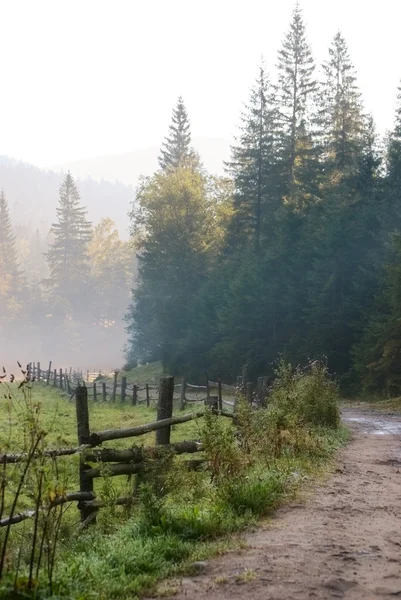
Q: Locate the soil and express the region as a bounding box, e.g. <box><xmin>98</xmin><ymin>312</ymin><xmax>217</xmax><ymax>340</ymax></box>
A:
<box><xmin>163</xmin><ymin>409</ymin><xmax>401</xmax><ymax>600</ymax></box>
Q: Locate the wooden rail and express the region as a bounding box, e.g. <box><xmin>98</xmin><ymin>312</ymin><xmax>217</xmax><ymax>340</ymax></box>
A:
<box><xmin>1</xmin><ymin>363</ymin><xmax>269</xmax><ymax>528</ymax></box>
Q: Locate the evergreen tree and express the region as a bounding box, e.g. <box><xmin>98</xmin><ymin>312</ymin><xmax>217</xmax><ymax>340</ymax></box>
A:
<box><xmin>46</xmin><ymin>173</ymin><xmax>92</xmax><ymax>316</ymax></box>
<box><xmin>353</xmin><ymin>233</ymin><xmax>401</xmax><ymax>395</ymax></box>
<box><xmin>226</xmin><ymin>63</ymin><xmax>277</xmax><ymax>251</ymax></box>
<box><xmin>383</xmin><ymin>83</ymin><xmax>401</xmax><ymax>231</ymax></box>
<box><xmin>276</xmin><ymin>3</ymin><xmax>317</xmax><ymax>201</ymax></box>
<box><xmin>126</xmin><ymin>167</ymin><xmax>213</xmax><ymax>366</ymax></box>
<box><xmin>0</xmin><ymin>190</ymin><xmax>21</xmax><ymax>299</ymax></box>
<box><xmin>319</xmin><ymin>32</ymin><xmax>366</xmax><ymax>178</ymax></box>
<box><xmin>158</xmin><ymin>97</ymin><xmax>198</xmax><ymax>170</ymax></box>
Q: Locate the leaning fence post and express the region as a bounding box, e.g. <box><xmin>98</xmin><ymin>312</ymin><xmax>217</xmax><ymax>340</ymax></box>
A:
<box><xmin>180</xmin><ymin>377</ymin><xmax>186</xmax><ymax>410</ymax></box>
<box><xmin>145</xmin><ymin>383</ymin><xmax>150</xmax><ymax>407</ymax></box>
<box><xmin>217</xmin><ymin>375</ymin><xmax>223</xmax><ymax>412</ymax></box>
<box><xmin>75</xmin><ymin>385</ymin><xmax>96</xmax><ymax>524</ymax></box>
<box><xmin>132</xmin><ymin>385</ymin><xmax>138</xmax><ymax>406</ymax></box>
<box><xmin>156</xmin><ymin>376</ymin><xmax>174</xmax><ymax>446</ymax></box>
<box><xmin>93</xmin><ymin>383</ymin><xmax>97</xmax><ymax>402</ymax></box>
<box><xmin>111</xmin><ymin>371</ymin><xmax>118</xmax><ymax>402</ymax></box>
<box><xmin>121</xmin><ymin>377</ymin><xmax>127</xmax><ymax>404</ymax></box>
<box><xmin>102</xmin><ymin>382</ymin><xmax>107</xmax><ymax>402</ymax></box>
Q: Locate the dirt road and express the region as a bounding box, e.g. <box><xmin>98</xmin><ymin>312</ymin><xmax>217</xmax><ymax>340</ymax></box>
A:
<box><xmin>171</xmin><ymin>409</ymin><xmax>401</xmax><ymax>600</ymax></box>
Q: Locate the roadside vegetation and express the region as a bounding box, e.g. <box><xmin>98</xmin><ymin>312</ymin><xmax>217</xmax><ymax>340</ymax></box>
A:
<box><xmin>0</xmin><ymin>360</ymin><xmax>347</xmax><ymax>599</ymax></box>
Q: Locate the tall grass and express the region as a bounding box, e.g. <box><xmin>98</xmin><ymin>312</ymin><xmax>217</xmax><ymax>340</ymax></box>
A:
<box><xmin>0</xmin><ymin>359</ymin><xmax>345</xmax><ymax>599</ymax></box>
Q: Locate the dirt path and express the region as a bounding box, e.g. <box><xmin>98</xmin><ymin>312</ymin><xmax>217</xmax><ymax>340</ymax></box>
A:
<box><xmin>169</xmin><ymin>409</ymin><xmax>401</xmax><ymax>600</ymax></box>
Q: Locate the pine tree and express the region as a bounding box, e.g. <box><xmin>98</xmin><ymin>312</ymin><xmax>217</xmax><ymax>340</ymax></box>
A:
<box><xmin>276</xmin><ymin>3</ymin><xmax>317</xmax><ymax>200</ymax></box>
<box><xmin>226</xmin><ymin>63</ymin><xmax>277</xmax><ymax>251</ymax></box>
<box><xmin>46</xmin><ymin>173</ymin><xmax>92</xmax><ymax>315</ymax></box>
<box><xmin>158</xmin><ymin>97</ymin><xmax>198</xmax><ymax>170</ymax></box>
<box><xmin>0</xmin><ymin>190</ymin><xmax>21</xmax><ymax>299</ymax></box>
<box><xmin>319</xmin><ymin>32</ymin><xmax>365</xmax><ymax>177</ymax></box>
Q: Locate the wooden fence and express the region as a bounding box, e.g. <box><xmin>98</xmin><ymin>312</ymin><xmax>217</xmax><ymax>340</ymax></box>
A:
<box><xmin>28</xmin><ymin>361</ymin><xmax>263</xmax><ymax>411</ymax></box>
<box><xmin>1</xmin><ymin>363</ymin><xmax>270</xmax><ymax>529</ymax></box>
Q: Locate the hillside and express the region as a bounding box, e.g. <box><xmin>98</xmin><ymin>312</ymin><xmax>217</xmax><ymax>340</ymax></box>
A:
<box><xmin>0</xmin><ymin>156</ymin><xmax>134</xmax><ymax>237</ymax></box>
<box><xmin>50</xmin><ymin>137</ymin><xmax>231</xmax><ymax>187</ymax></box>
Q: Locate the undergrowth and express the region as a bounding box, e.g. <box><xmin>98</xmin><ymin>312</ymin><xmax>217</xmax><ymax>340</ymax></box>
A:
<box><xmin>0</xmin><ymin>359</ymin><xmax>346</xmax><ymax>599</ymax></box>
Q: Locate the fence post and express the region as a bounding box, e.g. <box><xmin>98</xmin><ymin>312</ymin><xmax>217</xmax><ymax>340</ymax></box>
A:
<box><xmin>145</xmin><ymin>383</ymin><xmax>150</xmax><ymax>407</ymax></box>
<box><xmin>217</xmin><ymin>375</ymin><xmax>223</xmax><ymax>412</ymax></box>
<box><xmin>59</xmin><ymin>368</ymin><xmax>63</xmax><ymax>389</ymax></box>
<box><xmin>93</xmin><ymin>383</ymin><xmax>97</xmax><ymax>402</ymax></box>
<box><xmin>46</xmin><ymin>361</ymin><xmax>52</xmax><ymax>385</ymax></box>
<box><xmin>86</xmin><ymin>370</ymin><xmax>89</xmax><ymax>383</ymax></box>
<box><xmin>132</xmin><ymin>385</ymin><xmax>138</xmax><ymax>406</ymax></box>
<box><xmin>242</xmin><ymin>364</ymin><xmax>248</xmax><ymax>386</ymax></box>
<box><xmin>75</xmin><ymin>385</ymin><xmax>96</xmax><ymax>524</ymax></box>
<box><xmin>257</xmin><ymin>376</ymin><xmax>268</xmax><ymax>407</ymax></box>
<box><xmin>111</xmin><ymin>371</ymin><xmax>118</xmax><ymax>402</ymax></box>
<box><xmin>121</xmin><ymin>377</ymin><xmax>127</xmax><ymax>404</ymax></box>
<box><xmin>102</xmin><ymin>382</ymin><xmax>107</xmax><ymax>402</ymax></box>
<box><xmin>180</xmin><ymin>377</ymin><xmax>186</xmax><ymax>410</ymax></box>
<box><xmin>37</xmin><ymin>362</ymin><xmax>41</xmax><ymax>382</ymax></box>
<box><xmin>32</xmin><ymin>362</ymin><xmax>36</xmax><ymax>379</ymax></box>
<box><xmin>205</xmin><ymin>372</ymin><xmax>210</xmax><ymax>401</ymax></box>
<box><xmin>245</xmin><ymin>381</ymin><xmax>253</xmax><ymax>404</ymax></box>
<box><xmin>156</xmin><ymin>376</ymin><xmax>174</xmax><ymax>446</ymax></box>
<box><xmin>53</xmin><ymin>369</ymin><xmax>57</xmax><ymax>387</ymax></box>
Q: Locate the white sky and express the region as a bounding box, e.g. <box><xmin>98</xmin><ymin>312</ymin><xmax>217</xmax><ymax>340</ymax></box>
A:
<box><xmin>0</xmin><ymin>0</ymin><xmax>399</xmax><ymax>168</ymax></box>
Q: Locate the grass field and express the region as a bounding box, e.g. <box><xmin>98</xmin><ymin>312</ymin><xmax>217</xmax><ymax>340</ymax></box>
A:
<box><xmin>0</xmin><ymin>363</ymin><xmax>349</xmax><ymax>599</ymax></box>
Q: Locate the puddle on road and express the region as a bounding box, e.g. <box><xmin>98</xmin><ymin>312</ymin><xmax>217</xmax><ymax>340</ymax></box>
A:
<box><xmin>344</xmin><ymin>414</ymin><xmax>401</xmax><ymax>435</ymax></box>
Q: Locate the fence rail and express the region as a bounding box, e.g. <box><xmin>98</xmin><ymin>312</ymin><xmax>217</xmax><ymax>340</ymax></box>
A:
<box><xmin>2</xmin><ymin>362</ymin><xmax>270</xmax><ymax>529</ymax></box>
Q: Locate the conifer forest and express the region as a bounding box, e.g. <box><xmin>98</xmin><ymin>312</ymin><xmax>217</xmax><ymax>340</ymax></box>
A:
<box><xmin>2</xmin><ymin>4</ymin><xmax>401</xmax><ymax>396</ymax></box>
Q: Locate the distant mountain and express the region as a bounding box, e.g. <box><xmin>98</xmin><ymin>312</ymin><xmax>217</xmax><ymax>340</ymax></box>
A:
<box><xmin>50</xmin><ymin>137</ymin><xmax>231</xmax><ymax>187</ymax></box>
<box><xmin>0</xmin><ymin>157</ymin><xmax>134</xmax><ymax>237</ymax></box>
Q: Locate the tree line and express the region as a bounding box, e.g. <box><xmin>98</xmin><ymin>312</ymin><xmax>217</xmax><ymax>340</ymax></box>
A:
<box><xmin>126</xmin><ymin>5</ymin><xmax>401</xmax><ymax>395</ymax></box>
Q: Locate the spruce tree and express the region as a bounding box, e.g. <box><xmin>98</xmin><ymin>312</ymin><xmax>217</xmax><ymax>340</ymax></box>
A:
<box><xmin>0</xmin><ymin>190</ymin><xmax>21</xmax><ymax>298</ymax></box>
<box><xmin>46</xmin><ymin>173</ymin><xmax>92</xmax><ymax>314</ymax></box>
<box><xmin>276</xmin><ymin>3</ymin><xmax>317</xmax><ymax>200</ymax></box>
<box><xmin>319</xmin><ymin>32</ymin><xmax>365</xmax><ymax>177</ymax></box>
<box><xmin>226</xmin><ymin>63</ymin><xmax>277</xmax><ymax>251</ymax></box>
<box><xmin>158</xmin><ymin>97</ymin><xmax>198</xmax><ymax>170</ymax></box>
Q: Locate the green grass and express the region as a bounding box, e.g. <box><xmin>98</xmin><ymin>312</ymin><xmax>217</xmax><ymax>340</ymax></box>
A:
<box><xmin>0</xmin><ymin>382</ymin><xmax>205</xmax><ymax>449</ymax></box>
<box><xmin>112</xmin><ymin>361</ymin><xmax>167</xmax><ymax>385</ymax></box>
<box><xmin>44</xmin><ymin>424</ymin><xmax>348</xmax><ymax>600</ymax></box>
<box><xmin>0</xmin><ymin>364</ymin><xmax>349</xmax><ymax>600</ymax></box>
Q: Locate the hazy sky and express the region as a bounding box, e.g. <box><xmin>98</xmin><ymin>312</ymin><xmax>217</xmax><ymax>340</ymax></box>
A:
<box><xmin>1</xmin><ymin>0</ymin><xmax>399</xmax><ymax>168</ymax></box>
